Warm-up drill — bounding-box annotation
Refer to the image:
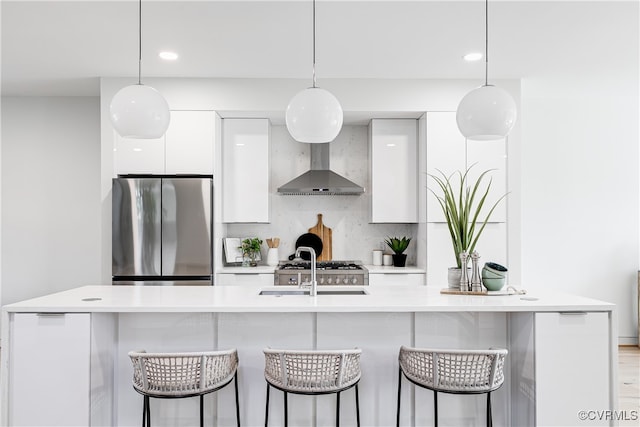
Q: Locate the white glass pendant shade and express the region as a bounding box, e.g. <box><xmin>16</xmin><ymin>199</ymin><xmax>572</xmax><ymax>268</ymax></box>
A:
<box><xmin>285</xmin><ymin>87</ymin><xmax>344</xmax><ymax>143</ymax></box>
<box><xmin>110</xmin><ymin>84</ymin><xmax>171</xmax><ymax>139</ymax></box>
<box><xmin>456</xmin><ymin>84</ymin><xmax>517</xmax><ymax>141</ymax></box>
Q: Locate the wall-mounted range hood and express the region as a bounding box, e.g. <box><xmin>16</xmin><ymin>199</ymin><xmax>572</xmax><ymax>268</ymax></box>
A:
<box><xmin>277</xmin><ymin>144</ymin><xmax>364</xmax><ymax>195</ymax></box>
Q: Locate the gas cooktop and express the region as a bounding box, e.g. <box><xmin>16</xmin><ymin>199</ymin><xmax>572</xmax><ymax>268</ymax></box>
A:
<box><xmin>278</xmin><ymin>261</ymin><xmax>364</xmax><ymax>271</ymax></box>
<box><xmin>275</xmin><ymin>261</ymin><xmax>368</xmax><ymax>286</ymax></box>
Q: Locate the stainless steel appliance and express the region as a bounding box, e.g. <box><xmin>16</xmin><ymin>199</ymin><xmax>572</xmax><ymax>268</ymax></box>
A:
<box><xmin>277</xmin><ymin>144</ymin><xmax>364</xmax><ymax>195</ymax></box>
<box><xmin>274</xmin><ymin>261</ymin><xmax>368</xmax><ymax>286</ymax></box>
<box><xmin>112</xmin><ymin>175</ymin><xmax>213</xmax><ymax>285</ymax></box>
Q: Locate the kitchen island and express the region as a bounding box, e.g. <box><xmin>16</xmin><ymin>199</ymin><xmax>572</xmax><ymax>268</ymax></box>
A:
<box><xmin>1</xmin><ymin>285</ymin><xmax>616</xmax><ymax>426</ymax></box>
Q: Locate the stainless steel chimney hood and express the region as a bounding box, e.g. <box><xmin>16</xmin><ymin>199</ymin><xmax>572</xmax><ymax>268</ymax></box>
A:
<box><xmin>277</xmin><ymin>144</ymin><xmax>364</xmax><ymax>195</ymax></box>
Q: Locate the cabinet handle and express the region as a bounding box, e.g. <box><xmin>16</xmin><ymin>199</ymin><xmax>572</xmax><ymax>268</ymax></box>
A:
<box><xmin>558</xmin><ymin>311</ymin><xmax>588</xmax><ymax>315</ymax></box>
<box><xmin>36</xmin><ymin>313</ymin><xmax>66</xmax><ymax>317</ymax></box>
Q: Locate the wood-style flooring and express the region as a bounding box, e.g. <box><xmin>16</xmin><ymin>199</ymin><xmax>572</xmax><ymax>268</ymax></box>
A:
<box><xmin>618</xmin><ymin>346</ymin><xmax>640</xmax><ymax>426</ymax></box>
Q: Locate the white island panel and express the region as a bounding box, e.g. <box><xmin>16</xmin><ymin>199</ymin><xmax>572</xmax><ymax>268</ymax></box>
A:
<box><xmin>9</xmin><ymin>313</ymin><xmax>91</xmax><ymax>426</ymax></box>
<box><xmin>115</xmin><ymin>313</ymin><xmax>217</xmax><ymax>427</ymax></box>
<box><xmin>317</xmin><ymin>312</ymin><xmax>413</xmax><ymax>426</ymax></box>
<box><xmin>414</xmin><ymin>312</ymin><xmax>509</xmax><ymax>426</ymax></box>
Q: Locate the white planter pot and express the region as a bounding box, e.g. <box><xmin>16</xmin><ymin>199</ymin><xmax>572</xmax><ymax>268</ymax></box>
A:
<box><xmin>447</xmin><ymin>267</ymin><xmax>472</xmax><ymax>290</ymax></box>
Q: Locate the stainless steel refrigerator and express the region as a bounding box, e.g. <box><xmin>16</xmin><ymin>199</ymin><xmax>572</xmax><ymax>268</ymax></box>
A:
<box><xmin>112</xmin><ymin>176</ymin><xmax>213</xmax><ymax>285</ymax></box>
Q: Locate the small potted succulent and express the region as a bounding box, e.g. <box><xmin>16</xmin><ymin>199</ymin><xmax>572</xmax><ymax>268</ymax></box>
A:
<box><xmin>240</xmin><ymin>237</ymin><xmax>263</xmax><ymax>267</ymax></box>
<box><xmin>384</xmin><ymin>236</ymin><xmax>411</xmax><ymax>267</ymax></box>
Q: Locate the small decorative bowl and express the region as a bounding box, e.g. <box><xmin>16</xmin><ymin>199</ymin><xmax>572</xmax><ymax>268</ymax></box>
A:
<box><xmin>483</xmin><ymin>277</ymin><xmax>506</xmax><ymax>291</ymax></box>
<box><xmin>482</xmin><ymin>267</ymin><xmax>504</xmax><ymax>279</ymax></box>
<box><xmin>484</xmin><ymin>262</ymin><xmax>508</xmax><ymax>275</ymax></box>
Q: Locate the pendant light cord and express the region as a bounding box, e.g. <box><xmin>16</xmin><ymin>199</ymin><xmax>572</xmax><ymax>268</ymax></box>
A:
<box><xmin>138</xmin><ymin>0</ymin><xmax>143</xmax><ymax>85</ymax></box>
<box><xmin>484</xmin><ymin>0</ymin><xmax>489</xmax><ymax>86</ymax></box>
<box><xmin>312</xmin><ymin>0</ymin><xmax>317</xmax><ymax>88</ymax></box>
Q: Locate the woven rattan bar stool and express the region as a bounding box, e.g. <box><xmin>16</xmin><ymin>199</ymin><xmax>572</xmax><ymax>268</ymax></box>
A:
<box><xmin>263</xmin><ymin>348</ymin><xmax>362</xmax><ymax>427</ymax></box>
<box><xmin>129</xmin><ymin>349</ymin><xmax>240</xmax><ymax>427</ymax></box>
<box><xmin>396</xmin><ymin>346</ymin><xmax>507</xmax><ymax>427</ymax></box>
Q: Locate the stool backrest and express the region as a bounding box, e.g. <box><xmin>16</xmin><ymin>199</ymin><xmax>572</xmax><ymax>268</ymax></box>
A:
<box><xmin>128</xmin><ymin>349</ymin><xmax>238</xmax><ymax>397</ymax></box>
<box><xmin>399</xmin><ymin>346</ymin><xmax>507</xmax><ymax>393</ymax></box>
<box><xmin>264</xmin><ymin>349</ymin><xmax>362</xmax><ymax>393</ymax></box>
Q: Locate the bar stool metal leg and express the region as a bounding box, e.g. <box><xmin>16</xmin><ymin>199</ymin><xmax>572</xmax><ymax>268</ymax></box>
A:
<box><xmin>264</xmin><ymin>384</ymin><xmax>270</xmax><ymax>427</ymax></box>
<box><xmin>396</xmin><ymin>368</ymin><xmax>402</xmax><ymax>427</ymax></box>
<box><xmin>434</xmin><ymin>391</ymin><xmax>438</xmax><ymax>427</ymax></box>
<box><xmin>487</xmin><ymin>392</ymin><xmax>492</xmax><ymax>427</ymax></box>
<box><xmin>283</xmin><ymin>391</ymin><xmax>288</xmax><ymax>427</ymax></box>
<box><xmin>336</xmin><ymin>391</ymin><xmax>341</xmax><ymax>427</ymax></box>
<box><xmin>355</xmin><ymin>384</ymin><xmax>361</xmax><ymax>427</ymax></box>
<box><xmin>142</xmin><ymin>395</ymin><xmax>150</xmax><ymax>427</ymax></box>
<box><xmin>234</xmin><ymin>373</ymin><xmax>241</xmax><ymax>427</ymax></box>
<box><xmin>199</xmin><ymin>395</ymin><xmax>204</xmax><ymax>427</ymax></box>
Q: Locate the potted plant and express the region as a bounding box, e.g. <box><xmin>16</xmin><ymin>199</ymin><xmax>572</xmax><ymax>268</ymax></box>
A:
<box><xmin>428</xmin><ymin>165</ymin><xmax>507</xmax><ymax>287</ymax></box>
<box><xmin>240</xmin><ymin>237</ymin><xmax>263</xmax><ymax>267</ymax></box>
<box><xmin>384</xmin><ymin>236</ymin><xmax>411</xmax><ymax>267</ymax></box>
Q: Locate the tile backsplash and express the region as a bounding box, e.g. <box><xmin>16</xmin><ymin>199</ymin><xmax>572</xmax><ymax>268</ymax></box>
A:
<box><xmin>225</xmin><ymin>124</ymin><xmax>417</xmax><ymax>265</ymax></box>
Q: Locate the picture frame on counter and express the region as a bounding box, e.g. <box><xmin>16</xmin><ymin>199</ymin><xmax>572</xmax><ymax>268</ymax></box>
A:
<box><xmin>223</xmin><ymin>237</ymin><xmax>262</xmax><ymax>265</ymax></box>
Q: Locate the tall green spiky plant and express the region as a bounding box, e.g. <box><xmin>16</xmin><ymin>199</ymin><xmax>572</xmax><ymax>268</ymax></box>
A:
<box><xmin>428</xmin><ymin>166</ymin><xmax>507</xmax><ymax>268</ymax></box>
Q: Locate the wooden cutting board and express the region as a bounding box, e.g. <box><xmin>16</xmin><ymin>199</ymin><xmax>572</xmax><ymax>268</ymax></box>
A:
<box><xmin>308</xmin><ymin>213</ymin><xmax>332</xmax><ymax>261</ymax></box>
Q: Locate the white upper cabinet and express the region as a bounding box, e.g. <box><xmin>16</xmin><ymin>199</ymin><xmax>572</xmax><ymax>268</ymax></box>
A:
<box><xmin>165</xmin><ymin>111</ymin><xmax>215</xmax><ymax>175</ymax></box>
<box><xmin>222</xmin><ymin>118</ymin><xmax>270</xmax><ymax>223</ymax></box>
<box><xmin>114</xmin><ymin>135</ymin><xmax>165</xmax><ymax>175</ymax></box>
<box><xmin>114</xmin><ymin>110</ymin><xmax>215</xmax><ymax>176</ymax></box>
<box><xmin>369</xmin><ymin>119</ymin><xmax>418</xmax><ymax>223</ymax></box>
<box><xmin>426</xmin><ymin>112</ymin><xmax>506</xmax><ymax>223</ymax></box>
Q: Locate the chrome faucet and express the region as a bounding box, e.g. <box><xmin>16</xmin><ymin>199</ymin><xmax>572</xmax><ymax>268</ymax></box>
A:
<box><xmin>295</xmin><ymin>246</ymin><xmax>317</xmax><ymax>296</ymax></box>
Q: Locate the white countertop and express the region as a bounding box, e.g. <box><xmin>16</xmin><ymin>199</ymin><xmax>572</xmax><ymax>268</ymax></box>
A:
<box><xmin>364</xmin><ymin>265</ymin><xmax>426</xmax><ymax>274</ymax></box>
<box><xmin>2</xmin><ymin>285</ymin><xmax>615</xmax><ymax>314</ymax></box>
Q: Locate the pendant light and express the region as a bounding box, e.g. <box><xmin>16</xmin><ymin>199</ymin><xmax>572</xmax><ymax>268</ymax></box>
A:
<box><xmin>110</xmin><ymin>0</ymin><xmax>170</xmax><ymax>139</ymax></box>
<box><xmin>286</xmin><ymin>0</ymin><xmax>343</xmax><ymax>143</ymax></box>
<box><xmin>456</xmin><ymin>0</ymin><xmax>517</xmax><ymax>141</ymax></box>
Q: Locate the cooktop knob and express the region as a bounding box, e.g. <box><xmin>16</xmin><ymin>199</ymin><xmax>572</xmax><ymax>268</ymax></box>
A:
<box><xmin>327</xmin><ymin>277</ymin><xmax>333</xmax><ymax>285</ymax></box>
<box><xmin>351</xmin><ymin>277</ymin><xmax>358</xmax><ymax>284</ymax></box>
<box><xmin>342</xmin><ymin>277</ymin><xmax>349</xmax><ymax>285</ymax></box>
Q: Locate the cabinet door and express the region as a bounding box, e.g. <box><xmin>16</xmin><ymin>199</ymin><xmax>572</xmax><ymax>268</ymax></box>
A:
<box><xmin>114</xmin><ymin>134</ymin><xmax>165</xmax><ymax>175</ymax></box>
<box><xmin>216</xmin><ymin>273</ymin><xmax>274</xmax><ymax>286</ymax></box>
<box><xmin>370</xmin><ymin>119</ymin><xmax>418</xmax><ymax>223</ymax></box>
<box><xmin>9</xmin><ymin>313</ymin><xmax>91</xmax><ymax>426</ymax></box>
<box><xmin>425</xmin><ymin>111</ymin><xmax>506</xmax><ymax>222</ymax></box>
<box><xmin>368</xmin><ymin>273</ymin><xmax>425</xmax><ymax>286</ymax></box>
<box><xmin>466</xmin><ymin>137</ymin><xmax>507</xmax><ymax>222</ymax></box>
<box><xmin>165</xmin><ymin>111</ymin><xmax>215</xmax><ymax>174</ymax></box>
<box><xmin>426</xmin><ymin>112</ymin><xmax>465</xmax><ymax>222</ymax></box>
<box><xmin>535</xmin><ymin>312</ymin><xmax>611</xmax><ymax>426</ymax></box>
<box><xmin>222</xmin><ymin>118</ymin><xmax>270</xmax><ymax>223</ymax></box>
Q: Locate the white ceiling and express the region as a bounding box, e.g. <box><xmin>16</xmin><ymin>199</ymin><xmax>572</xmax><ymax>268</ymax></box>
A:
<box><xmin>1</xmin><ymin>0</ymin><xmax>637</xmax><ymax>97</ymax></box>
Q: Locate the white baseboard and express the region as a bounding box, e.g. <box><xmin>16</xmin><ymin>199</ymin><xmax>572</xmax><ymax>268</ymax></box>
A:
<box><xmin>618</xmin><ymin>336</ymin><xmax>639</xmax><ymax>346</ymax></box>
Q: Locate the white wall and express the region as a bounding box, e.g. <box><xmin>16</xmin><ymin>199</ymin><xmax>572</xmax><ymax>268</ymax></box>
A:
<box><xmin>1</xmin><ymin>97</ymin><xmax>103</xmax><ymax>307</ymax></box>
<box><xmin>520</xmin><ymin>76</ymin><xmax>639</xmax><ymax>343</ymax></box>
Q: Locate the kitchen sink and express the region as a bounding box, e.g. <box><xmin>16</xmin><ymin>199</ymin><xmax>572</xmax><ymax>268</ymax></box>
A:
<box><xmin>259</xmin><ymin>289</ymin><xmax>368</xmax><ymax>296</ymax></box>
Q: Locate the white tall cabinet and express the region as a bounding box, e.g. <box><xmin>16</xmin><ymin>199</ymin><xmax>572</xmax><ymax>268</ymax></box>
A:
<box><xmin>221</xmin><ymin>118</ymin><xmax>270</xmax><ymax>223</ymax></box>
<box><xmin>369</xmin><ymin>119</ymin><xmax>418</xmax><ymax>223</ymax></box>
<box><xmin>114</xmin><ymin>110</ymin><xmax>215</xmax><ymax>175</ymax></box>
<box><xmin>426</xmin><ymin>112</ymin><xmax>508</xmax><ymax>286</ymax></box>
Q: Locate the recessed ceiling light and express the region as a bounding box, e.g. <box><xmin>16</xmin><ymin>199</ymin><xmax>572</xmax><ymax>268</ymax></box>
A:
<box><xmin>159</xmin><ymin>51</ymin><xmax>178</xmax><ymax>61</ymax></box>
<box><xmin>463</xmin><ymin>52</ymin><xmax>483</xmax><ymax>62</ymax></box>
